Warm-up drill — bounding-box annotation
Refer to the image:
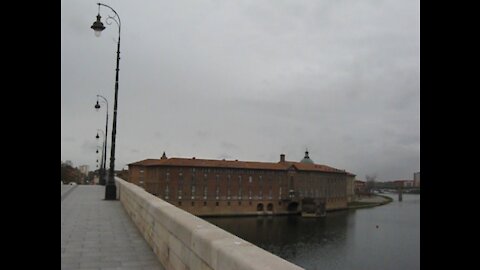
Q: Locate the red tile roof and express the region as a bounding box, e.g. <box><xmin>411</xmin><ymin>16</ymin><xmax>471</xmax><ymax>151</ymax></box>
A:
<box><xmin>129</xmin><ymin>157</ymin><xmax>352</xmax><ymax>174</ymax></box>
<box><xmin>128</xmin><ymin>159</ymin><xmax>163</xmax><ymax>166</ymax></box>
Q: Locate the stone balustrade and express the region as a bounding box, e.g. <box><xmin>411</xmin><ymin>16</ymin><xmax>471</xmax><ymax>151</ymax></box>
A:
<box><xmin>116</xmin><ymin>178</ymin><xmax>304</xmax><ymax>270</ymax></box>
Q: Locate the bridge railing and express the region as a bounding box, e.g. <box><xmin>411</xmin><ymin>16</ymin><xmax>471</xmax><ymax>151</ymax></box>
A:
<box><xmin>115</xmin><ymin>177</ymin><xmax>304</xmax><ymax>270</ymax></box>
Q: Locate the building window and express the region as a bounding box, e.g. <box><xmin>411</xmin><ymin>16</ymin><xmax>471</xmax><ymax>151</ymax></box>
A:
<box><xmin>216</xmin><ymin>201</ymin><xmax>219</xmax><ymax>206</ymax></box>
<box><xmin>191</xmin><ymin>201</ymin><xmax>195</xmax><ymax>206</ymax></box>
<box><xmin>179</xmin><ymin>174</ymin><xmax>183</xmax><ymax>184</ymax></box>
<box><xmin>227</xmin><ymin>201</ymin><xmax>231</xmax><ymax>206</ymax></box>
<box><xmin>191</xmin><ymin>185</ymin><xmax>196</xmax><ymax>200</ymax></box>
<box><xmin>249</xmin><ymin>176</ymin><xmax>252</xmax><ymax>183</ymax></box>
<box><xmin>204</xmin><ymin>201</ymin><xmax>207</xmax><ymax>206</ymax></box>
<box><xmin>227</xmin><ymin>175</ymin><xmax>231</xmax><ymax>199</ymax></box>
<box><xmin>203</xmin><ymin>186</ymin><xmax>208</xmax><ymax>199</ymax></box>
<box><xmin>178</xmin><ymin>201</ymin><xmax>182</xmax><ymax>206</ymax></box>
<box><xmin>165</xmin><ymin>185</ymin><xmax>169</xmax><ymax>199</ymax></box>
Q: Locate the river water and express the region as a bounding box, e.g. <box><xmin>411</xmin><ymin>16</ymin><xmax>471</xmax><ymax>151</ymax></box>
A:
<box><xmin>203</xmin><ymin>194</ymin><xmax>419</xmax><ymax>270</ymax></box>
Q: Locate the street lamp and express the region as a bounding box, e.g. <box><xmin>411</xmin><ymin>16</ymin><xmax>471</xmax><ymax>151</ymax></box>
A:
<box><xmin>91</xmin><ymin>3</ymin><xmax>121</xmax><ymax>200</ymax></box>
<box><xmin>95</xmin><ymin>129</ymin><xmax>106</xmax><ymax>185</ymax></box>
<box><xmin>95</xmin><ymin>95</ymin><xmax>109</xmax><ymax>185</ymax></box>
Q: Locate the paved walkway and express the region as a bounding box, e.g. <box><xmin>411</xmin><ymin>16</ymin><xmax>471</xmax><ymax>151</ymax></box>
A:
<box><xmin>61</xmin><ymin>185</ymin><xmax>165</xmax><ymax>270</ymax></box>
<box><xmin>62</xmin><ymin>185</ymin><xmax>78</xmax><ymax>201</ymax></box>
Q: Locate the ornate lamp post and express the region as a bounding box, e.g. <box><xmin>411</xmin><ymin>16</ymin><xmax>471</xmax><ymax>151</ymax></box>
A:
<box><xmin>95</xmin><ymin>95</ymin><xmax>109</xmax><ymax>185</ymax></box>
<box><xmin>91</xmin><ymin>3</ymin><xmax>121</xmax><ymax>200</ymax></box>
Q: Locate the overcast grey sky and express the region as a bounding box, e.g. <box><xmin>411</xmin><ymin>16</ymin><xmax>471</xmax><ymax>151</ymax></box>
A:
<box><xmin>61</xmin><ymin>0</ymin><xmax>419</xmax><ymax>181</ymax></box>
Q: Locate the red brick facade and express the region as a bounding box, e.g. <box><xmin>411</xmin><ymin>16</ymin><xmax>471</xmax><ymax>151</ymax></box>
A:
<box><xmin>128</xmin><ymin>153</ymin><xmax>353</xmax><ymax>216</ymax></box>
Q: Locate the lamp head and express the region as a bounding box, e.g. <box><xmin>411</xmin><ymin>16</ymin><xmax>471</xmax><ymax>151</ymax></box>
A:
<box><xmin>91</xmin><ymin>14</ymin><xmax>105</xmax><ymax>37</ymax></box>
<box><xmin>95</xmin><ymin>100</ymin><xmax>101</xmax><ymax>110</ymax></box>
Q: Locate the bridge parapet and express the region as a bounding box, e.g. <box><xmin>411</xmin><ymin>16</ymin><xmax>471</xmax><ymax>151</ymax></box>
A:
<box><xmin>116</xmin><ymin>178</ymin><xmax>304</xmax><ymax>270</ymax></box>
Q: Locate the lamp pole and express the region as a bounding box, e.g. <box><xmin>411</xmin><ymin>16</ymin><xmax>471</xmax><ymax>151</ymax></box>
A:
<box><xmin>91</xmin><ymin>2</ymin><xmax>121</xmax><ymax>200</ymax></box>
<box><xmin>95</xmin><ymin>95</ymin><xmax>109</xmax><ymax>185</ymax></box>
<box><xmin>95</xmin><ymin>129</ymin><xmax>106</xmax><ymax>185</ymax></box>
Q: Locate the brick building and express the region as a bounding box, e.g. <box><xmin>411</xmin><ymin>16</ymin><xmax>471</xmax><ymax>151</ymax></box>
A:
<box><xmin>354</xmin><ymin>180</ymin><xmax>366</xmax><ymax>194</ymax></box>
<box><xmin>346</xmin><ymin>173</ymin><xmax>356</xmax><ymax>202</ymax></box>
<box><xmin>128</xmin><ymin>151</ymin><xmax>354</xmax><ymax>217</ymax></box>
<box><xmin>393</xmin><ymin>180</ymin><xmax>415</xmax><ymax>188</ymax></box>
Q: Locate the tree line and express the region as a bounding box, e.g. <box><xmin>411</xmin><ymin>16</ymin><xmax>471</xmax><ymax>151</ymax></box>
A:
<box><xmin>61</xmin><ymin>161</ymin><xmax>93</xmax><ymax>184</ymax></box>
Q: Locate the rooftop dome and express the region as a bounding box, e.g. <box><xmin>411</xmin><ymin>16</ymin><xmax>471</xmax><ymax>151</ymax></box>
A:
<box><xmin>300</xmin><ymin>149</ymin><xmax>314</xmax><ymax>164</ymax></box>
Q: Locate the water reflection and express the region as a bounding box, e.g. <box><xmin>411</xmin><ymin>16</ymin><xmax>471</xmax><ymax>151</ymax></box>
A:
<box><xmin>204</xmin><ymin>194</ymin><xmax>419</xmax><ymax>270</ymax></box>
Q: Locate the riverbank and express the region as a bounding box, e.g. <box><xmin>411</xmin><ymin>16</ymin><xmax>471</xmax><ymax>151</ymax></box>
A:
<box><xmin>347</xmin><ymin>194</ymin><xmax>393</xmax><ymax>209</ymax></box>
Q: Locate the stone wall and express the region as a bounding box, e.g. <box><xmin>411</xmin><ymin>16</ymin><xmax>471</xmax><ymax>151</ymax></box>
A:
<box><xmin>116</xmin><ymin>177</ymin><xmax>304</xmax><ymax>270</ymax></box>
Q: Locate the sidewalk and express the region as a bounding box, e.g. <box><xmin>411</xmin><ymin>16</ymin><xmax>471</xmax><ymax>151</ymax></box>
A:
<box><xmin>61</xmin><ymin>185</ymin><xmax>165</xmax><ymax>270</ymax></box>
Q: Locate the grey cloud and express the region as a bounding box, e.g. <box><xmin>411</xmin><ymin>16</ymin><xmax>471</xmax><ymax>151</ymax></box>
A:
<box><xmin>221</xmin><ymin>141</ymin><xmax>238</xmax><ymax>149</ymax></box>
<box><xmin>63</xmin><ymin>137</ymin><xmax>76</xmax><ymax>142</ymax></box>
<box><xmin>62</xmin><ymin>0</ymin><xmax>419</xmax><ymax>180</ymax></box>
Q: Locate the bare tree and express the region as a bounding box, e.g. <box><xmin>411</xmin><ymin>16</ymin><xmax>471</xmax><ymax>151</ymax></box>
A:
<box><xmin>365</xmin><ymin>173</ymin><xmax>377</xmax><ymax>195</ymax></box>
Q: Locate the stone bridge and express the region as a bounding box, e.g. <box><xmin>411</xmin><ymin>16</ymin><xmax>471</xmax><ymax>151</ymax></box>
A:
<box><xmin>61</xmin><ymin>177</ymin><xmax>304</xmax><ymax>270</ymax></box>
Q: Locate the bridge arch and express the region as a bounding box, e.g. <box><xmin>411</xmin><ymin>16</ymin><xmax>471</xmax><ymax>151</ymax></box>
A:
<box><xmin>287</xmin><ymin>202</ymin><xmax>299</xmax><ymax>212</ymax></box>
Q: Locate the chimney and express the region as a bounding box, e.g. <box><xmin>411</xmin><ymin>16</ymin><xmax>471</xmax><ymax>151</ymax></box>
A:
<box><xmin>280</xmin><ymin>154</ymin><xmax>285</xmax><ymax>162</ymax></box>
<box><xmin>161</xmin><ymin>152</ymin><xmax>167</xmax><ymax>160</ymax></box>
